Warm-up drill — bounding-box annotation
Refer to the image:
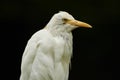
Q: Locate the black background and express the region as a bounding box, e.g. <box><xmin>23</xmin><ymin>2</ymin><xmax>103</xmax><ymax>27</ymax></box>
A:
<box><xmin>0</xmin><ymin>0</ymin><xmax>115</xmax><ymax>80</ymax></box>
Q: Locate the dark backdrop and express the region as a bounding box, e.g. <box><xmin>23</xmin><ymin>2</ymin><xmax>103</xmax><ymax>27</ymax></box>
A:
<box><xmin>0</xmin><ymin>0</ymin><xmax>115</xmax><ymax>80</ymax></box>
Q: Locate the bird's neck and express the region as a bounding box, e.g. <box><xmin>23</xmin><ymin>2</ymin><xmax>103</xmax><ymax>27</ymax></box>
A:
<box><xmin>45</xmin><ymin>27</ymin><xmax>71</xmax><ymax>39</ymax></box>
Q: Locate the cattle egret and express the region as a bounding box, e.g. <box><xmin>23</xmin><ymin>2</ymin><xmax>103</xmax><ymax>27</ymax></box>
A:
<box><xmin>20</xmin><ymin>11</ymin><xmax>92</xmax><ymax>80</ymax></box>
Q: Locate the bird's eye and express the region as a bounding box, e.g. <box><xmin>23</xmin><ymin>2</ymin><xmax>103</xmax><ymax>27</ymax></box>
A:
<box><xmin>62</xmin><ymin>18</ymin><xmax>68</xmax><ymax>22</ymax></box>
<box><xmin>62</xmin><ymin>18</ymin><xmax>68</xmax><ymax>24</ymax></box>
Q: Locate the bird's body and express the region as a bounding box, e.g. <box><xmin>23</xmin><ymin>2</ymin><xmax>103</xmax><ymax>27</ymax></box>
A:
<box><xmin>20</xmin><ymin>11</ymin><xmax>92</xmax><ymax>80</ymax></box>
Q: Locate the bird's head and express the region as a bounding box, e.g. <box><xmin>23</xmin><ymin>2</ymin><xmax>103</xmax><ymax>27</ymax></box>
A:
<box><xmin>46</xmin><ymin>11</ymin><xmax>92</xmax><ymax>32</ymax></box>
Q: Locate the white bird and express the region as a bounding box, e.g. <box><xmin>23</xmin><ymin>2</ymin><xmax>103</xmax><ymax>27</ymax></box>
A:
<box><xmin>20</xmin><ymin>11</ymin><xmax>92</xmax><ymax>80</ymax></box>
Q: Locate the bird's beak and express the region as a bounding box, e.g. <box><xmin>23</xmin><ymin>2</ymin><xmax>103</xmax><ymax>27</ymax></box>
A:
<box><xmin>66</xmin><ymin>19</ymin><xmax>92</xmax><ymax>28</ymax></box>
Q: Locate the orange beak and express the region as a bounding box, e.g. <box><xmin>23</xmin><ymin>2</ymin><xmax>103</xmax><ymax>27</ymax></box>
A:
<box><xmin>66</xmin><ymin>19</ymin><xmax>92</xmax><ymax>28</ymax></box>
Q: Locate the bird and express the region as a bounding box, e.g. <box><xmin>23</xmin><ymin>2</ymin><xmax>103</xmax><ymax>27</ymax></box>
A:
<box><xmin>20</xmin><ymin>11</ymin><xmax>92</xmax><ymax>80</ymax></box>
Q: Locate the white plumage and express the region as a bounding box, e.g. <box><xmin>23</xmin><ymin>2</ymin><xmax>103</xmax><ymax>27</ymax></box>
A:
<box><xmin>20</xmin><ymin>11</ymin><xmax>92</xmax><ymax>80</ymax></box>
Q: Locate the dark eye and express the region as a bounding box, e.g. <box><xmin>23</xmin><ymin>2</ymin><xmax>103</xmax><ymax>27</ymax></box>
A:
<box><xmin>62</xmin><ymin>18</ymin><xmax>68</xmax><ymax>22</ymax></box>
<box><xmin>62</xmin><ymin>18</ymin><xmax>68</xmax><ymax>24</ymax></box>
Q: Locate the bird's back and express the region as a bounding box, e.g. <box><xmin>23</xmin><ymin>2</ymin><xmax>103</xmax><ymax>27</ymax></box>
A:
<box><xmin>20</xmin><ymin>29</ymin><xmax>55</xmax><ymax>80</ymax></box>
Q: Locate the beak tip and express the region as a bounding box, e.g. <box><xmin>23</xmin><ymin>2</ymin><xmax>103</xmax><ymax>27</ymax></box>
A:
<box><xmin>89</xmin><ymin>25</ymin><xmax>92</xmax><ymax>28</ymax></box>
